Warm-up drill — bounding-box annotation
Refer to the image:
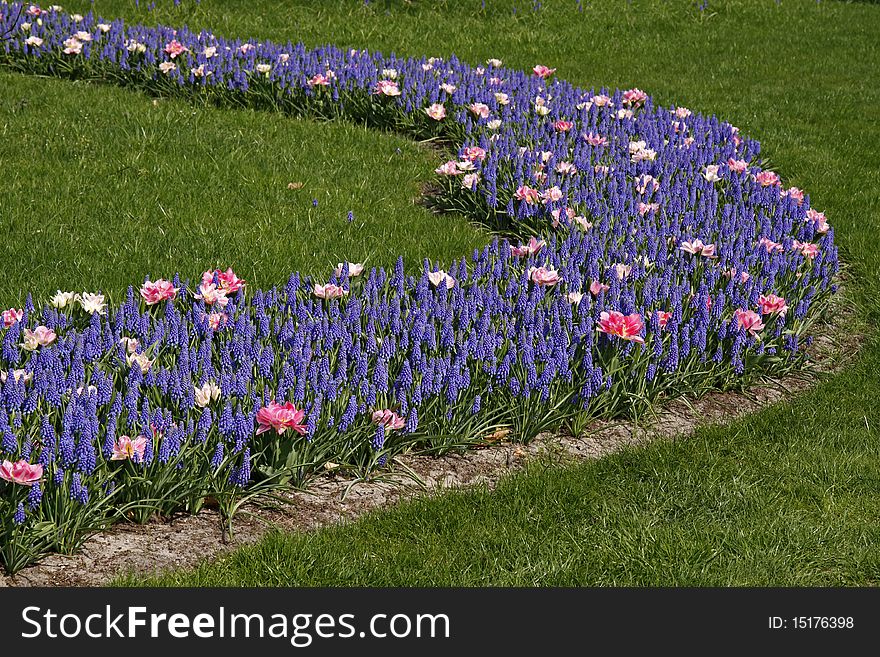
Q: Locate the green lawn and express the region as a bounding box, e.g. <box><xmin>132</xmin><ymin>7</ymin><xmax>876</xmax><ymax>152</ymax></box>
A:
<box><xmin>5</xmin><ymin>0</ymin><xmax>880</xmax><ymax>585</ymax></box>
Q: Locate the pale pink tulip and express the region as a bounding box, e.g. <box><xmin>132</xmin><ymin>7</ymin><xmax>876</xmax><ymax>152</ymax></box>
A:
<box><xmin>427</xmin><ymin>270</ymin><xmax>456</xmax><ymax>289</ymax></box>
<box><xmin>532</xmin><ymin>64</ymin><xmax>556</xmax><ymax>78</ymax></box>
<box><xmin>110</xmin><ymin>435</ymin><xmax>148</xmax><ymax>461</ymax></box>
<box><xmin>334</xmin><ymin>262</ymin><xmax>365</xmax><ymax>278</ymax></box>
<box><xmin>424</xmin><ymin>103</ymin><xmax>446</xmax><ymax>120</ymax></box>
<box><xmin>195</xmin><ymin>283</ymin><xmax>229</xmax><ymax>307</ymax></box>
<box><xmin>510</xmin><ymin>237</ymin><xmax>546</xmax><ymax>257</ymax></box>
<box><xmin>638</xmin><ymin>202</ymin><xmax>660</xmax><ymax>216</ymax></box>
<box><xmin>553</xmin><ymin>120</ymin><xmax>573</xmax><ymax>132</ymax></box>
<box><xmin>805</xmin><ymin>209</ymin><xmax>830</xmax><ymax>234</ymax></box>
<box><xmin>583</xmin><ymin>132</ymin><xmax>608</xmax><ymax>147</ymax></box>
<box><xmin>758</xmin><ymin>236</ymin><xmax>784</xmax><ymax>253</ymax></box>
<box><xmin>313</xmin><ymin>283</ymin><xmax>348</xmax><ymax>300</ymax></box>
<box><xmin>374</xmin><ymin>79</ymin><xmax>401</xmax><ymax>96</ymax></box>
<box><xmin>468</xmin><ymin>103</ymin><xmax>490</xmax><ymax>118</ymax></box>
<box><xmin>528</xmin><ymin>266</ymin><xmax>560</xmax><ymax>287</ymax></box>
<box><xmin>207</xmin><ymin>312</ymin><xmax>228</xmax><ymax>330</ymax></box>
<box><xmin>589</xmin><ymin>280</ymin><xmax>609</xmax><ymax>296</ymax></box>
<box><xmin>754</xmin><ymin>170</ymin><xmax>781</xmax><ymax>187</ymax></box>
<box><xmin>727</xmin><ymin>158</ymin><xmax>748</xmax><ymax>173</ymax></box>
<box><xmin>435</xmin><ymin>160</ymin><xmax>460</xmax><ymax>176</ymax></box>
<box><xmin>703</xmin><ymin>165</ymin><xmax>722</xmax><ymax>183</ymax></box>
<box><xmin>655</xmin><ymin>310</ymin><xmax>672</xmax><ymax>328</ymax></box>
<box><xmin>635</xmin><ymin>175</ymin><xmax>659</xmax><ymax>195</ymax></box>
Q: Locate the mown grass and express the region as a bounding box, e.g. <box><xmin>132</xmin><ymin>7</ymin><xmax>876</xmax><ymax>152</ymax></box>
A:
<box><xmin>4</xmin><ymin>0</ymin><xmax>879</xmax><ymax>584</ymax></box>
<box><xmin>0</xmin><ymin>72</ymin><xmax>488</xmax><ymax>305</ymax></box>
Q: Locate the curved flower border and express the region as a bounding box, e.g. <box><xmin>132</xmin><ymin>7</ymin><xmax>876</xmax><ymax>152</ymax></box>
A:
<box><xmin>0</xmin><ymin>2</ymin><xmax>837</xmax><ymax>573</ymax></box>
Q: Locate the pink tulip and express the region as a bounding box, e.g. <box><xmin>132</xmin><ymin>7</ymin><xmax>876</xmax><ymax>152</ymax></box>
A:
<box><xmin>703</xmin><ymin>165</ymin><xmax>722</xmax><ymax>183</ymax></box>
<box><xmin>0</xmin><ymin>460</ymin><xmax>43</xmax><ymax>486</ymax></box>
<box><xmin>424</xmin><ymin>103</ymin><xmax>446</xmax><ymax>120</ymax></box>
<box><xmin>514</xmin><ymin>185</ymin><xmax>540</xmax><ymax>205</ymax></box>
<box><xmin>583</xmin><ymin>132</ymin><xmax>608</xmax><ymax>147</ymax></box>
<box><xmin>754</xmin><ymin>170</ymin><xmax>781</xmax><ymax>187</ymax></box>
<box><xmin>589</xmin><ymin>280</ymin><xmax>609</xmax><ymax>296</ymax></box>
<box><xmin>597</xmin><ymin>311</ymin><xmax>645</xmax><ymax>344</ymax></box>
<box><xmin>164</xmin><ymin>39</ymin><xmax>188</xmax><ymax>58</ymax></box>
<box><xmin>793</xmin><ymin>240</ymin><xmax>819</xmax><ymax>259</ymax></box>
<box><xmin>679</xmin><ymin>239</ymin><xmax>716</xmax><ymax>258</ymax></box>
<box><xmin>307</xmin><ymin>73</ymin><xmax>331</xmax><ymax>87</ymax></box>
<box><xmin>553</xmin><ymin>120</ymin><xmax>573</xmax><ymax>132</ymax></box>
<box><xmin>727</xmin><ymin>158</ymin><xmax>748</xmax><ymax>173</ymax></box>
<box><xmin>782</xmin><ymin>187</ymin><xmax>804</xmax><ymax>205</ymax></box>
<box><xmin>372</xmin><ymin>409</ymin><xmax>405</xmax><ymax>431</ymax></box>
<box><xmin>655</xmin><ymin>310</ymin><xmax>672</xmax><ymax>329</ymax></box>
<box><xmin>590</xmin><ymin>94</ymin><xmax>612</xmax><ymax>107</ymax></box>
<box><xmin>209</xmin><ymin>268</ymin><xmax>246</xmax><ymax>293</ymax></box>
<box><xmin>528</xmin><ymin>266</ymin><xmax>560</xmax><ymax>287</ymax></box>
<box><xmin>374</xmin><ymin>79</ymin><xmax>401</xmax><ymax>96</ymax></box>
<box><xmin>555</xmin><ymin>161</ymin><xmax>577</xmax><ymax>175</ymax></box>
<box><xmin>427</xmin><ymin>270</ymin><xmax>456</xmax><ymax>289</ymax></box>
<box><xmin>463</xmin><ymin>146</ymin><xmax>486</xmax><ymax>161</ymax></box>
<box><xmin>674</xmin><ymin>107</ymin><xmax>692</xmax><ymax>118</ymax></box>
<box><xmin>758</xmin><ymin>294</ymin><xmax>788</xmax><ymax>316</ymax></box>
<box><xmin>2</xmin><ymin>308</ymin><xmax>23</xmax><ymax>328</ymax></box>
<box><xmin>256</xmin><ymin>401</ymin><xmax>307</xmax><ymax>436</ymax></box>
<box><xmin>313</xmin><ymin>283</ymin><xmax>348</xmax><ymax>300</ymax></box>
<box><xmin>110</xmin><ymin>435</ymin><xmax>148</xmax><ymax>462</ymax></box>
<box><xmin>533</xmin><ymin>64</ymin><xmax>557</xmax><ymax>78</ymax></box>
<box><xmin>440</xmin><ymin>83</ymin><xmax>456</xmax><ymax>94</ymax></box>
<box><xmin>140</xmin><ymin>279</ymin><xmax>177</xmax><ymax>305</ymax></box>
<box><xmin>622</xmin><ymin>88</ymin><xmax>648</xmax><ymax>107</ymax></box>
<box><xmin>734</xmin><ymin>308</ymin><xmax>765</xmax><ymax>335</ymax></box>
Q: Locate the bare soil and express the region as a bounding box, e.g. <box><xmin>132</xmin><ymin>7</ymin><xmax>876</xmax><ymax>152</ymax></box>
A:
<box><xmin>0</xmin><ymin>285</ymin><xmax>859</xmax><ymax>587</ymax></box>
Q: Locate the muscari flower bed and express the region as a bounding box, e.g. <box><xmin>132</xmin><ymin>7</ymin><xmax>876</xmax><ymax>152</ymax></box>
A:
<box><xmin>0</xmin><ymin>2</ymin><xmax>838</xmax><ymax>573</ymax></box>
